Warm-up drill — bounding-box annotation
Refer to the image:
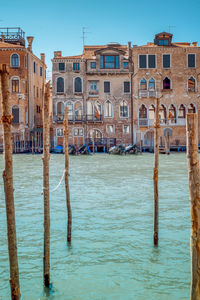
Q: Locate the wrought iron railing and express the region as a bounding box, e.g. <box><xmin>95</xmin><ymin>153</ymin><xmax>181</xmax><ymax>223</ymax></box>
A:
<box><xmin>139</xmin><ymin>89</ymin><xmax>157</xmax><ymax>98</ymax></box>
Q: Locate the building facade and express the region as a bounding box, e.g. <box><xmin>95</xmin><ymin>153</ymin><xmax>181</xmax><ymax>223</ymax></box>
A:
<box><xmin>0</xmin><ymin>27</ymin><xmax>46</xmax><ymax>152</ymax></box>
<box><xmin>52</xmin><ymin>32</ymin><xmax>200</xmax><ymax>151</ymax></box>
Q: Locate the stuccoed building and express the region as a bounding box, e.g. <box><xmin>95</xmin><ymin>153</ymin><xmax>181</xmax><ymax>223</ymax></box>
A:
<box><xmin>52</xmin><ymin>32</ymin><xmax>200</xmax><ymax>152</ymax></box>
<box><xmin>52</xmin><ymin>42</ymin><xmax>133</xmax><ymax>151</ymax></box>
<box><xmin>0</xmin><ymin>27</ymin><xmax>46</xmax><ymax>152</ymax></box>
<box><xmin>133</xmin><ymin>32</ymin><xmax>200</xmax><ymax>150</ymax></box>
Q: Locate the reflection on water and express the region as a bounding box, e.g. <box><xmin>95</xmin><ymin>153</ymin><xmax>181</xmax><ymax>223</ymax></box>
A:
<box><xmin>0</xmin><ymin>153</ymin><xmax>190</xmax><ymax>299</ymax></box>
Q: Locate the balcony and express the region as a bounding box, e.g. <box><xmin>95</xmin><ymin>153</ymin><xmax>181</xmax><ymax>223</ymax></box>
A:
<box><xmin>138</xmin><ymin>118</ymin><xmax>148</xmax><ymax>127</ymax></box>
<box><xmin>0</xmin><ymin>27</ymin><xmax>25</xmax><ymax>46</ymax></box>
<box><xmin>139</xmin><ymin>89</ymin><xmax>157</xmax><ymax>98</ymax></box>
<box><xmin>86</xmin><ymin>114</ymin><xmax>103</xmax><ymax>122</ymax></box>
<box><xmin>88</xmin><ymin>90</ymin><xmax>99</xmax><ymax>97</ymax></box>
<box><xmin>140</xmin><ymin>118</ymin><xmax>186</xmax><ymax>128</ymax></box>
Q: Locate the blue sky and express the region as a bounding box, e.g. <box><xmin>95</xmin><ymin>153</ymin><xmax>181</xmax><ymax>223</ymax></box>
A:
<box><xmin>1</xmin><ymin>0</ymin><xmax>200</xmax><ymax>78</ymax></box>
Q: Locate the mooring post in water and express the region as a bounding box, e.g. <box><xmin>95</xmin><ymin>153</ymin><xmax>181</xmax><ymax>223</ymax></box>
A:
<box><xmin>64</xmin><ymin>107</ymin><xmax>72</xmax><ymax>243</ymax></box>
<box><xmin>186</xmin><ymin>113</ymin><xmax>200</xmax><ymax>300</ymax></box>
<box><xmin>0</xmin><ymin>64</ymin><xmax>21</xmax><ymax>299</ymax></box>
<box><xmin>153</xmin><ymin>97</ymin><xmax>160</xmax><ymax>246</ymax></box>
<box><xmin>43</xmin><ymin>81</ymin><xmax>50</xmax><ymax>287</ymax></box>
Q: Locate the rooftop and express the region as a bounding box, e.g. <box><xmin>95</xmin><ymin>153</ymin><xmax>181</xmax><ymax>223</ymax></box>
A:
<box><xmin>0</xmin><ymin>27</ymin><xmax>25</xmax><ymax>47</ymax></box>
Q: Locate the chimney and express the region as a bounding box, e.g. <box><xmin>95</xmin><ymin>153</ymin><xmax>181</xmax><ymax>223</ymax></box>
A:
<box><xmin>27</xmin><ymin>36</ymin><xmax>34</xmax><ymax>52</ymax></box>
<box><xmin>40</xmin><ymin>53</ymin><xmax>45</xmax><ymax>63</ymax></box>
<box><xmin>54</xmin><ymin>51</ymin><xmax>62</xmax><ymax>58</ymax></box>
<box><xmin>192</xmin><ymin>42</ymin><xmax>197</xmax><ymax>47</ymax></box>
<box><xmin>1</xmin><ymin>34</ymin><xmax>4</xmax><ymax>43</ymax></box>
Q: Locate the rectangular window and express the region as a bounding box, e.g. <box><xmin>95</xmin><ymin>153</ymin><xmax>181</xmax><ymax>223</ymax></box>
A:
<box><xmin>107</xmin><ymin>125</ymin><xmax>114</xmax><ymax>134</ymax></box>
<box><xmin>37</xmin><ymin>87</ymin><xmax>39</xmax><ymax>98</ymax></box>
<box><xmin>91</xmin><ymin>62</ymin><xmax>96</xmax><ymax>69</ymax></box>
<box><xmin>104</xmin><ymin>81</ymin><xmax>110</xmax><ymax>93</ymax></box>
<box><xmin>59</xmin><ymin>63</ymin><xmax>65</xmax><ymax>71</ymax></box>
<box><xmin>74</xmin><ymin>128</ymin><xmax>83</xmax><ymax>136</ymax></box>
<box><xmin>88</xmin><ymin>81</ymin><xmax>98</xmax><ymax>95</ymax></box>
<box><xmin>73</xmin><ymin>63</ymin><xmax>80</xmax><ymax>71</ymax></box>
<box><xmin>40</xmin><ymin>67</ymin><xmax>43</xmax><ymax>76</ymax></box>
<box><xmin>33</xmin><ymin>62</ymin><xmax>36</xmax><ymax>73</ymax></box>
<box><xmin>56</xmin><ymin>128</ymin><xmax>63</xmax><ymax>137</ymax></box>
<box><xmin>148</xmin><ymin>55</ymin><xmax>156</xmax><ymax>68</ymax></box>
<box><xmin>100</xmin><ymin>55</ymin><xmax>119</xmax><ymax>69</ymax></box>
<box><xmin>139</xmin><ymin>55</ymin><xmax>147</xmax><ymax>68</ymax></box>
<box><xmin>139</xmin><ymin>55</ymin><xmax>156</xmax><ymax>68</ymax></box>
<box><xmin>163</xmin><ymin>54</ymin><xmax>170</xmax><ymax>68</ymax></box>
<box><xmin>123</xmin><ymin>125</ymin><xmax>130</xmax><ymax>134</ymax></box>
<box><xmin>188</xmin><ymin>54</ymin><xmax>195</xmax><ymax>68</ymax></box>
<box><xmin>124</xmin><ymin>81</ymin><xmax>130</xmax><ymax>93</ymax></box>
<box><xmin>123</xmin><ymin>62</ymin><xmax>129</xmax><ymax>69</ymax></box>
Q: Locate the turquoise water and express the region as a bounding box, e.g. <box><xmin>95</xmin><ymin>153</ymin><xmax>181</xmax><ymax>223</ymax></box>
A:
<box><xmin>0</xmin><ymin>153</ymin><xmax>190</xmax><ymax>299</ymax></box>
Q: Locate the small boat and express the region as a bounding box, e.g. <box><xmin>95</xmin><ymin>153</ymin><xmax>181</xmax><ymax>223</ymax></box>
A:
<box><xmin>78</xmin><ymin>144</ymin><xmax>92</xmax><ymax>155</ymax></box>
<box><xmin>124</xmin><ymin>144</ymin><xmax>139</xmax><ymax>154</ymax></box>
<box><xmin>68</xmin><ymin>145</ymin><xmax>76</xmax><ymax>155</ymax></box>
<box><xmin>109</xmin><ymin>145</ymin><xmax>125</xmax><ymax>155</ymax></box>
<box><xmin>54</xmin><ymin>145</ymin><xmax>63</xmax><ymax>153</ymax></box>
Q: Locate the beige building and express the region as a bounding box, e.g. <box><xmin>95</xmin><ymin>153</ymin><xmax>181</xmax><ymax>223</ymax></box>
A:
<box><xmin>0</xmin><ymin>27</ymin><xmax>46</xmax><ymax>152</ymax></box>
<box><xmin>52</xmin><ymin>32</ymin><xmax>200</xmax><ymax>152</ymax></box>
<box><xmin>52</xmin><ymin>43</ymin><xmax>133</xmax><ymax>151</ymax></box>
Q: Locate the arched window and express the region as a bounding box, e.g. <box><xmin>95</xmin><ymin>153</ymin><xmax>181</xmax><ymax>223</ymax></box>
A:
<box><xmin>120</xmin><ymin>100</ymin><xmax>128</xmax><ymax>117</ymax></box>
<box><xmin>140</xmin><ymin>78</ymin><xmax>147</xmax><ymax>90</ymax></box>
<box><xmin>11</xmin><ymin>54</ymin><xmax>19</xmax><ymax>67</ymax></box>
<box><xmin>74</xmin><ymin>102</ymin><xmax>82</xmax><ymax>120</ymax></box>
<box><xmin>163</xmin><ymin>77</ymin><xmax>171</xmax><ymax>89</ymax></box>
<box><xmin>149</xmin><ymin>104</ymin><xmax>155</xmax><ymax>120</ymax></box>
<box><xmin>57</xmin><ymin>102</ymin><xmax>64</xmax><ymax>115</ymax></box>
<box><xmin>88</xmin><ymin>129</ymin><xmax>102</xmax><ymax>139</ymax></box>
<box><xmin>139</xmin><ymin>104</ymin><xmax>147</xmax><ymax>119</ymax></box>
<box><xmin>57</xmin><ymin>77</ymin><xmax>64</xmax><ymax>93</ymax></box>
<box><xmin>188</xmin><ymin>103</ymin><xmax>196</xmax><ymax>113</ymax></box>
<box><xmin>104</xmin><ymin>100</ymin><xmax>113</xmax><ymax>117</ymax></box>
<box><xmin>12</xmin><ymin>105</ymin><xmax>19</xmax><ymax>124</ymax></box>
<box><xmin>74</xmin><ymin>77</ymin><xmax>82</xmax><ymax>93</ymax></box>
<box><xmin>178</xmin><ymin>104</ymin><xmax>186</xmax><ymax>118</ymax></box>
<box><xmin>66</xmin><ymin>102</ymin><xmax>73</xmax><ymax>120</ymax></box>
<box><xmin>168</xmin><ymin>104</ymin><xmax>176</xmax><ymax>123</ymax></box>
<box><xmin>159</xmin><ymin>104</ymin><xmax>167</xmax><ymax>123</ymax></box>
<box><xmin>188</xmin><ymin>76</ymin><xmax>196</xmax><ymax>92</ymax></box>
<box><xmin>94</xmin><ymin>101</ymin><xmax>102</xmax><ymax>120</ymax></box>
<box><xmin>11</xmin><ymin>77</ymin><xmax>19</xmax><ymax>93</ymax></box>
<box><xmin>149</xmin><ymin>78</ymin><xmax>155</xmax><ymax>90</ymax></box>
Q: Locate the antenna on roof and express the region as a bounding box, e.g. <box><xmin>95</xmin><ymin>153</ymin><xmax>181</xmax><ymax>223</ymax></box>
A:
<box><xmin>81</xmin><ymin>27</ymin><xmax>91</xmax><ymax>49</ymax></box>
<box><xmin>168</xmin><ymin>25</ymin><xmax>176</xmax><ymax>33</ymax></box>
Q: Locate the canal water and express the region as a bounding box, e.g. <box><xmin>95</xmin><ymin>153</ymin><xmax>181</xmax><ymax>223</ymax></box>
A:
<box><xmin>0</xmin><ymin>153</ymin><xmax>190</xmax><ymax>299</ymax></box>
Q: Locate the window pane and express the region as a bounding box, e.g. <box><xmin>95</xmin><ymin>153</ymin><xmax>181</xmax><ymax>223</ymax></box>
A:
<box><xmin>163</xmin><ymin>54</ymin><xmax>170</xmax><ymax>68</ymax></box>
<box><xmin>148</xmin><ymin>55</ymin><xmax>155</xmax><ymax>68</ymax></box>
<box><xmin>124</xmin><ymin>81</ymin><xmax>130</xmax><ymax>93</ymax></box>
<box><xmin>139</xmin><ymin>55</ymin><xmax>146</xmax><ymax>68</ymax></box>
<box><xmin>59</xmin><ymin>63</ymin><xmax>65</xmax><ymax>71</ymax></box>
<box><xmin>11</xmin><ymin>54</ymin><xmax>19</xmax><ymax>67</ymax></box>
<box><xmin>12</xmin><ymin>106</ymin><xmax>19</xmax><ymax>123</ymax></box>
<box><xmin>91</xmin><ymin>62</ymin><xmax>96</xmax><ymax>69</ymax></box>
<box><xmin>123</xmin><ymin>62</ymin><xmax>129</xmax><ymax>69</ymax></box>
<box><xmin>75</xmin><ymin>77</ymin><xmax>82</xmax><ymax>92</ymax></box>
<box><xmin>100</xmin><ymin>56</ymin><xmax>103</xmax><ymax>68</ymax></box>
<box><xmin>116</xmin><ymin>56</ymin><xmax>119</xmax><ymax>68</ymax></box>
<box><xmin>188</xmin><ymin>54</ymin><xmax>195</xmax><ymax>68</ymax></box>
<box><xmin>104</xmin><ymin>81</ymin><xmax>110</xmax><ymax>93</ymax></box>
<box><xmin>57</xmin><ymin>77</ymin><xmax>64</xmax><ymax>93</ymax></box>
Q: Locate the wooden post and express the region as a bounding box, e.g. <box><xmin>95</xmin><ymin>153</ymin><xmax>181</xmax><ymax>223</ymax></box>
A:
<box><xmin>93</xmin><ymin>131</ymin><xmax>95</xmax><ymax>154</ymax></box>
<box><xmin>153</xmin><ymin>97</ymin><xmax>160</xmax><ymax>246</ymax></box>
<box><xmin>0</xmin><ymin>64</ymin><xmax>21</xmax><ymax>299</ymax></box>
<box><xmin>43</xmin><ymin>82</ymin><xmax>50</xmax><ymax>287</ymax></box>
<box><xmin>64</xmin><ymin>107</ymin><xmax>72</xmax><ymax>243</ymax></box>
<box><xmin>186</xmin><ymin>113</ymin><xmax>200</xmax><ymax>300</ymax></box>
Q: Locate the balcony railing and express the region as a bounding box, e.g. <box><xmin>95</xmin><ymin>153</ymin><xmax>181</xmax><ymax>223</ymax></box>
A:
<box><xmin>139</xmin><ymin>89</ymin><xmax>157</xmax><ymax>98</ymax></box>
<box><xmin>140</xmin><ymin>118</ymin><xmax>186</xmax><ymax>127</ymax></box>
<box><xmin>138</xmin><ymin>118</ymin><xmax>148</xmax><ymax>127</ymax></box>
<box><xmin>86</xmin><ymin>138</ymin><xmax>116</xmax><ymax>146</ymax></box>
<box><xmin>54</xmin><ymin>114</ymin><xmax>103</xmax><ymax>123</ymax></box>
<box><xmin>86</xmin><ymin>114</ymin><xmax>102</xmax><ymax>122</ymax></box>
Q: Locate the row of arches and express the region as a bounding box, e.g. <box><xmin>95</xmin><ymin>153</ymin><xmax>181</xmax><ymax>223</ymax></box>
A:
<box><xmin>138</xmin><ymin>103</ymin><xmax>196</xmax><ymax>125</ymax></box>
<box><xmin>139</xmin><ymin>76</ymin><xmax>196</xmax><ymax>91</ymax></box>
<box><xmin>56</xmin><ymin>77</ymin><xmax>82</xmax><ymax>93</ymax></box>
<box><xmin>56</xmin><ymin>99</ymin><xmax>130</xmax><ymax>119</ymax></box>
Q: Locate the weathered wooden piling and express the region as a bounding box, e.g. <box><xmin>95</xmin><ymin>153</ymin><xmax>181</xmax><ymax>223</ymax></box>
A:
<box><xmin>0</xmin><ymin>64</ymin><xmax>21</xmax><ymax>299</ymax></box>
<box><xmin>153</xmin><ymin>97</ymin><xmax>160</xmax><ymax>246</ymax></box>
<box><xmin>43</xmin><ymin>81</ymin><xmax>50</xmax><ymax>287</ymax></box>
<box><xmin>64</xmin><ymin>107</ymin><xmax>72</xmax><ymax>243</ymax></box>
<box><xmin>186</xmin><ymin>113</ymin><xmax>200</xmax><ymax>300</ymax></box>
